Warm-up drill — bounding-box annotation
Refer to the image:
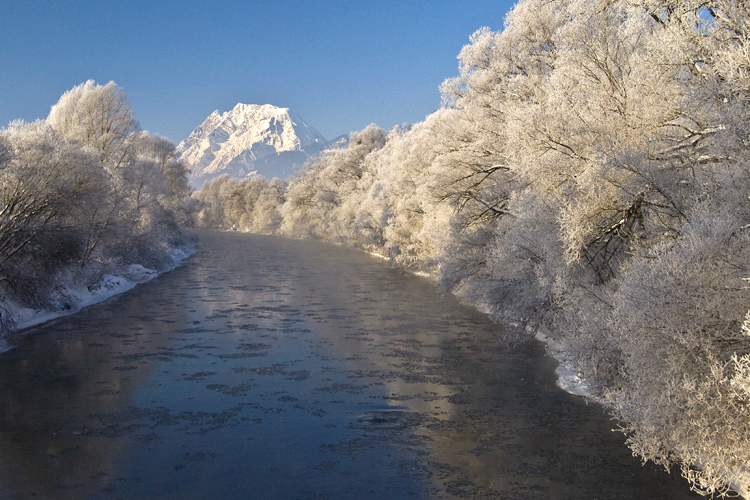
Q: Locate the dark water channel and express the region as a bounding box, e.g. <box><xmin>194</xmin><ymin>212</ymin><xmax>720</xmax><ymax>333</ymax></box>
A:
<box><xmin>0</xmin><ymin>230</ymin><xmax>700</xmax><ymax>499</ymax></box>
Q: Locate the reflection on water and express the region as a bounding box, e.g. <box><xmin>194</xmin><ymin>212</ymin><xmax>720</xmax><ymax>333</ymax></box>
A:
<box><xmin>0</xmin><ymin>230</ymin><xmax>699</xmax><ymax>499</ymax></box>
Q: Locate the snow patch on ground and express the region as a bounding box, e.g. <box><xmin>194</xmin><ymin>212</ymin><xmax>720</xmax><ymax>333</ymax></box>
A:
<box><xmin>0</xmin><ymin>246</ymin><xmax>195</xmax><ymax>354</ymax></box>
<box><xmin>366</xmin><ymin>250</ymin><xmax>389</xmax><ymax>261</ymax></box>
<box><xmin>534</xmin><ymin>327</ymin><xmax>593</xmax><ymax>398</ymax></box>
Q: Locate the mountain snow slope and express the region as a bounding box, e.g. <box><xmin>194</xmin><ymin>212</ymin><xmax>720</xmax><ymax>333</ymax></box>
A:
<box><xmin>177</xmin><ymin>103</ymin><xmax>337</xmax><ymax>187</ymax></box>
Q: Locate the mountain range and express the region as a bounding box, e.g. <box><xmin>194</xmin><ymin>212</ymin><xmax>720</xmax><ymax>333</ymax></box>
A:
<box><xmin>176</xmin><ymin>103</ymin><xmax>347</xmax><ymax>188</ymax></box>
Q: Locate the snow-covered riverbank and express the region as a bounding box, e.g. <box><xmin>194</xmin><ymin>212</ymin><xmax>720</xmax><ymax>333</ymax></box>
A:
<box><xmin>534</xmin><ymin>328</ymin><xmax>593</xmax><ymax>398</ymax></box>
<box><xmin>0</xmin><ymin>247</ymin><xmax>195</xmax><ymax>353</ymax></box>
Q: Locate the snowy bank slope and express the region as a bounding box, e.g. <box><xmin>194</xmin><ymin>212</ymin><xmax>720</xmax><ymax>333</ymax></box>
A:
<box><xmin>0</xmin><ymin>247</ymin><xmax>195</xmax><ymax>353</ymax></box>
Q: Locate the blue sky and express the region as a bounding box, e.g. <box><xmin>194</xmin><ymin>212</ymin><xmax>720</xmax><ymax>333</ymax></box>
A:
<box><xmin>0</xmin><ymin>1</ymin><xmax>516</xmax><ymax>143</ymax></box>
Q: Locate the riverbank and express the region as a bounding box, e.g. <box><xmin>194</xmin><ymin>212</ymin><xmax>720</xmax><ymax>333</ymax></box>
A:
<box><xmin>366</xmin><ymin>238</ymin><xmax>747</xmax><ymax>498</ymax></box>
<box><xmin>0</xmin><ymin>246</ymin><xmax>195</xmax><ymax>353</ymax></box>
<box><xmin>369</xmin><ymin>245</ymin><xmax>595</xmax><ymax>400</ymax></box>
<box><xmin>533</xmin><ymin>328</ymin><xmax>593</xmax><ymax>398</ymax></box>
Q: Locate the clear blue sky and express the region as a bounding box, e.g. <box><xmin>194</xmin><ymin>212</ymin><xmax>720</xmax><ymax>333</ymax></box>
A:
<box><xmin>0</xmin><ymin>0</ymin><xmax>516</xmax><ymax>143</ymax></box>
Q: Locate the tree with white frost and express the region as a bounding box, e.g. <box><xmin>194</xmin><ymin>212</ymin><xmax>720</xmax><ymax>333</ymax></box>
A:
<box><xmin>47</xmin><ymin>80</ymin><xmax>140</xmax><ymax>170</ymax></box>
<box><xmin>0</xmin><ymin>121</ymin><xmax>107</xmax><ymax>305</ymax></box>
<box><xmin>280</xmin><ymin>124</ymin><xmax>387</xmax><ymax>241</ymax></box>
<box><xmin>47</xmin><ymin>81</ymin><xmax>192</xmax><ymax>268</ymax></box>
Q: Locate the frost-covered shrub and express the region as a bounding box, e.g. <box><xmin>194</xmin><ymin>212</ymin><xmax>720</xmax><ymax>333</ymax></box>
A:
<box><xmin>605</xmin><ymin>200</ymin><xmax>750</xmax><ymax>495</ymax></box>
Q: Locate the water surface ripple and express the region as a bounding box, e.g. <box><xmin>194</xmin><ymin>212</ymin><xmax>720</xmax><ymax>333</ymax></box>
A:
<box><xmin>0</xmin><ymin>230</ymin><xmax>699</xmax><ymax>499</ymax></box>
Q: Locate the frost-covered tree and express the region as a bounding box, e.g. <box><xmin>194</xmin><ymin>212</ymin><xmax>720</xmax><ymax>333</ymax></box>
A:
<box><xmin>0</xmin><ymin>121</ymin><xmax>107</xmax><ymax>305</ymax></box>
<box><xmin>46</xmin><ymin>81</ymin><xmax>193</xmax><ymax>269</ymax></box>
<box><xmin>139</xmin><ymin>134</ymin><xmax>192</xmax><ymax>205</ymax></box>
<box><xmin>248</xmin><ymin>177</ymin><xmax>287</xmax><ymax>233</ymax></box>
<box><xmin>355</xmin><ymin>113</ymin><xmax>451</xmax><ymax>270</ymax></box>
<box><xmin>280</xmin><ymin>124</ymin><xmax>387</xmax><ymax>241</ymax></box>
<box><xmin>599</xmin><ymin>195</ymin><xmax>750</xmax><ymax>496</ymax></box>
<box><xmin>47</xmin><ymin>80</ymin><xmax>140</xmax><ymax>170</ymax></box>
<box><xmin>193</xmin><ymin>175</ymin><xmax>238</xmax><ymax>229</ymax></box>
<box><xmin>488</xmin><ymin>0</ymin><xmax>750</xmax><ymax>493</ymax></box>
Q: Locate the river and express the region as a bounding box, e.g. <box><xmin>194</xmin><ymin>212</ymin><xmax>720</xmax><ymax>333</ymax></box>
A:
<box><xmin>0</xmin><ymin>230</ymin><xmax>700</xmax><ymax>499</ymax></box>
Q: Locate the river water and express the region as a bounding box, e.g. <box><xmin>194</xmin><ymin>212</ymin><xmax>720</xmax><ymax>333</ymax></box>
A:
<box><xmin>0</xmin><ymin>230</ymin><xmax>699</xmax><ymax>499</ymax></box>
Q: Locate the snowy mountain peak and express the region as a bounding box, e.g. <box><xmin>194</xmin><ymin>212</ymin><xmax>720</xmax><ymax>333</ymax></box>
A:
<box><xmin>176</xmin><ymin>104</ymin><xmax>328</xmax><ymax>187</ymax></box>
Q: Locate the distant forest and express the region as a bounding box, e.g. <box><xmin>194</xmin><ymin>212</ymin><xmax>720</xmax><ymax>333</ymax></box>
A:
<box><xmin>195</xmin><ymin>0</ymin><xmax>750</xmax><ymax>496</ymax></box>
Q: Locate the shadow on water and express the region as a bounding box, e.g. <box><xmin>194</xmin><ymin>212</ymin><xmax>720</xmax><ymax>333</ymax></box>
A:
<box><xmin>0</xmin><ymin>230</ymin><xmax>701</xmax><ymax>499</ymax></box>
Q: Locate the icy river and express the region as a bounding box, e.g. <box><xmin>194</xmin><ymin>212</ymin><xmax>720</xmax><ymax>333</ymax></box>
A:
<box><xmin>0</xmin><ymin>230</ymin><xmax>700</xmax><ymax>499</ymax></box>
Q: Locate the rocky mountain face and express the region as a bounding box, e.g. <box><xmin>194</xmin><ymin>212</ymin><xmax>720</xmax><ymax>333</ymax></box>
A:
<box><xmin>176</xmin><ymin>104</ymin><xmax>344</xmax><ymax>188</ymax></box>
